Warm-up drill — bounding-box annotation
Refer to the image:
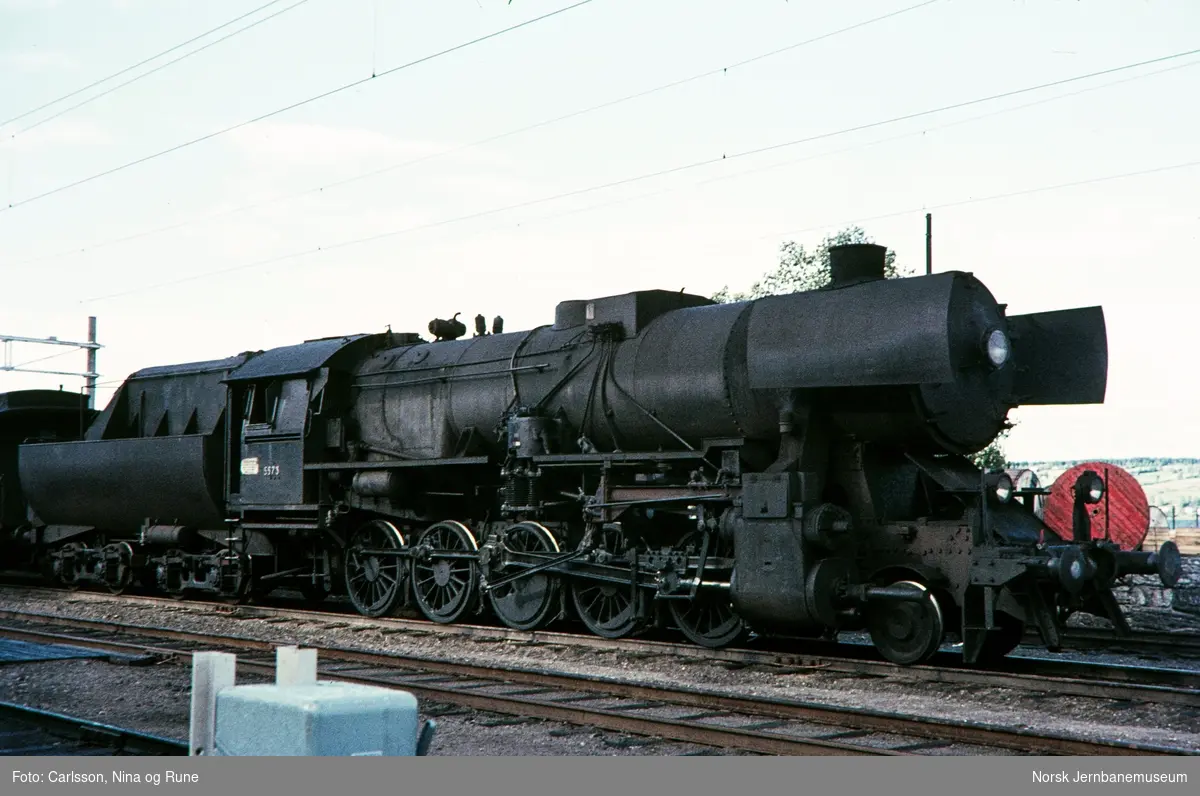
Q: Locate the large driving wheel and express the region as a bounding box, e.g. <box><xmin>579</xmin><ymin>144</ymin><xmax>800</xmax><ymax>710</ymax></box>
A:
<box><xmin>412</xmin><ymin>521</ymin><xmax>479</xmax><ymax>624</ymax></box>
<box><xmin>344</xmin><ymin>520</ymin><xmax>409</xmax><ymax>618</ymax></box>
<box><xmin>866</xmin><ymin>580</ymin><xmax>945</xmax><ymax>665</ymax></box>
<box><xmin>570</xmin><ymin>525</ymin><xmax>640</xmax><ymax>639</ymax></box>
<box><xmin>488</xmin><ymin>522</ymin><xmax>562</xmax><ymax>631</ymax></box>
<box><xmin>667</xmin><ymin>532</ymin><xmax>747</xmax><ymax>649</ymax></box>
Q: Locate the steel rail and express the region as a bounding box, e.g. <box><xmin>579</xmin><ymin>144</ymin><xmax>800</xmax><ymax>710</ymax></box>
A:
<box><xmin>0</xmin><ymin>612</ymin><xmax>1193</xmax><ymax>756</ymax></box>
<box><xmin>2</xmin><ymin>586</ymin><xmax>1196</xmax><ymax>707</ymax></box>
<box><xmin>0</xmin><ymin>618</ymin><xmax>886</xmax><ymax>756</ymax></box>
<box><xmin>0</xmin><ymin>700</ymin><xmax>187</xmax><ymax>755</ymax></box>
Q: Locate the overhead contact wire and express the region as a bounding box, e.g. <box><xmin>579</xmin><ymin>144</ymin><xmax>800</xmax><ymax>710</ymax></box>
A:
<box><xmin>9</xmin><ymin>0</ymin><xmax>942</xmax><ymax>267</ymax></box>
<box><xmin>0</xmin><ymin>0</ymin><xmax>598</xmax><ymax>214</ymax></box>
<box><xmin>2</xmin><ymin>0</ymin><xmax>301</xmax><ymax>129</ymax></box>
<box><xmin>78</xmin><ymin>44</ymin><xmax>1200</xmax><ymax>303</ymax></box>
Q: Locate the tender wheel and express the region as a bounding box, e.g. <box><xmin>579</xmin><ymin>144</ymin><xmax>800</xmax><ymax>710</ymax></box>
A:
<box><xmin>570</xmin><ymin>525</ymin><xmax>640</xmax><ymax>639</ymax></box>
<box><xmin>487</xmin><ymin>522</ymin><xmax>562</xmax><ymax>631</ymax></box>
<box><xmin>412</xmin><ymin>521</ymin><xmax>479</xmax><ymax>624</ymax></box>
<box><xmin>216</xmin><ymin>551</ymin><xmax>253</xmax><ymax>605</ymax></box>
<box><xmin>667</xmin><ymin>532</ymin><xmax>747</xmax><ymax>649</ymax></box>
<box><xmin>344</xmin><ymin>520</ymin><xmax>408</xmax><ymax>618</ymax></box>
<box><xmin>56</xmin><ymin>543</ymin><xmax>83</xmax><ymax>590</ymax></box>
<box><xmin>101</xmin><ymin>542</ymin><xmax>135</xmax><ymax>595</ymax></box>
<box><xmin>866</xmin><ymin>580</ymin><xmax>945</xmax><ymax>665</ymax></box>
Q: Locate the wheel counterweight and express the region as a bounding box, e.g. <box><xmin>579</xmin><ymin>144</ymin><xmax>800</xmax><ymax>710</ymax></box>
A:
<box><xmin>570</xmin><ymin>525</ymin><xmax>640</xmax><ymax>639</ymax></box>
<box><xmin>412</xmin><ymin>521</ymin><xmax>480</xmax><ymax>624</ymax></box>
<box><xmin>667</xmin><ymin>532</ymin><xmax>746</xmax><ymax>648</ymax></box>
<box><xmin>488</xmin><ymin>522</ymin><xmax>562</xmax><ymax>631</ymax></box>
<box><xmin>344</xmin><ymin>520</ymin><xmax>409</xmax><ymax>618</ymax></box>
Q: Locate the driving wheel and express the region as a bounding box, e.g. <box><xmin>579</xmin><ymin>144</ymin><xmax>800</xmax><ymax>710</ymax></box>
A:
<box><xmin>488</xmin><ymin>522</ymin><xmax>562</xmax><ymax>631</ymax></box>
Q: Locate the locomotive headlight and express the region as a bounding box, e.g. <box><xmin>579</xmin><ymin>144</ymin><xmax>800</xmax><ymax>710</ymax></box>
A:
<box><xmin>985</xmin><ymin>471</ymin><xmax>1014</xmax><ymax>503</ymax></box>
<box><xmin>983</xmin><ymin>328</ymin><xmax>1011</xmax><ymax>368</ymax></box>
<box><xmin>1075</xmin><ymin>470</ymin><xmax>1105</xmax><ymax>504</ymax></box>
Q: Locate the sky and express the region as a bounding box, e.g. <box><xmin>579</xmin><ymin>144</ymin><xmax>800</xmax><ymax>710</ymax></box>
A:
<box><xmin>1</xmin><ymin>0</ymin><xmax>1198</xmax><ymax>462</ymax></box>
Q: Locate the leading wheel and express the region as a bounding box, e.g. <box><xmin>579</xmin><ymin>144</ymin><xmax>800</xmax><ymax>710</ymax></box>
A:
<box><xmin>866</xmin><ymin>580</ymin><xmax>945</xmax><ymax>665</ymax></box>
<box><xmin>344</xmin><ymin>520</ymin><xmax>408</xmax><ymax>618</ymax></box>
<box><xmin>412</xmin><ymin>521</ymin><xmax>479</xmax><ymax>624</ymax></box>
<box><xmin>488</xmin><ymin>522</ymin><xmax>562</xmax><ymax>631</ymax></box>
<box><xmin>667</xmin><ymin>532</ymin><xmax>747</xmax><ymax>649</ymax></box>
<box><xmin>570</xmin><ymin>525</ymin><xmax>641</xmax><ymax>639</ymax></box>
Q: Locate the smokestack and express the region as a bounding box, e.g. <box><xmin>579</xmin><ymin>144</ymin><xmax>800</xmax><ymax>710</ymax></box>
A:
<box><xmin>828</xmin><ymin>243</ymin><xmax>887</xmax><ymax>287</ymax></box>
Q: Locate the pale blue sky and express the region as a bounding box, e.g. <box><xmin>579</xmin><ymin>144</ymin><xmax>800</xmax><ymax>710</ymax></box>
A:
<box><xmin>2</xmin><ymin>0</ymin><xmax>1198</xmax><ymax>461</ymax></box>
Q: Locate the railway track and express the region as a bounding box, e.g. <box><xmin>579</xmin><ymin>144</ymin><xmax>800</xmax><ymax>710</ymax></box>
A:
<box><xmin>0</xmin><ymin>701</ymin><xmax>187</xmax><ymax>756</ymax></box>
<box><xmin>1028</xmin><ymin>626</ymin><xmax>1200</xmax><ymax>659</ymax></box>
<box><xmin>0</xmin><ymin>610</ymin><xmax>1195</xmax><ymax>757</ymax></box>
<box><xmin>5</xmin><ymin>577</ymin><xmax>1198</xmax><ymax>662</ymax></box>
<box><xmin>3</xmin><ymin>585</ymin><xmax>1198</xmax><ymax>708</ymax></box>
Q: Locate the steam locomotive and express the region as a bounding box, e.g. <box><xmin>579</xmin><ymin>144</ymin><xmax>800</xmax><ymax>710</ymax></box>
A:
<box><xmin>0</xmin><ymin>244</ymin><xmax>1182</xmax><ymax>665</ymax></box>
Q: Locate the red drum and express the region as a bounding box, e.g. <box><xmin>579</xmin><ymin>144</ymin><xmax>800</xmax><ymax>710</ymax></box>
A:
<box><xmin>1041</xmin><ymin>462</ymin><xmax>1150</xmax><ymax>551</ymax></box>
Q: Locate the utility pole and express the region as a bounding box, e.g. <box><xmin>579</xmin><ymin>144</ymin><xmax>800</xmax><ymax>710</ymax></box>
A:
<box><xmin>1</xmin><ymin>317</ymin><xmax>101</xmax><ymax>407</ymax></box>
<box><xmin>925</xmin><ymin>213</ymin><xmax>933</xmax><ymax>275</ymax></box>
<box><xmin>86</xmin><ymin>317</ymin><xmax>97</xmax><ymax>409</ymax></box>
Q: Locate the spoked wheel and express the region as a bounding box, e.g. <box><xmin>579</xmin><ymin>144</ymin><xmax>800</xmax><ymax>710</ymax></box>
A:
<box><xmin>412</xmin><ymin>521</ymin><xmax>479</xmax><ymax>624</ymax></box>
<box><xmin>866</xmin><ymin>580</ymin><xmax>945</xmax><ymax>665</ymax></box>
<box><xmin>344</xmin><ymin>520</ymin><xmax>409</xmax><ymax>618</ymax></box>
<box><xmin>570</xmin><ymin>525</ymin><xmax>641</xmax><ymax>639</ymax></box>
<box><xmin>100</xmin><ymin>542</ymin><xmax>135</xmax><ymax>595</ymax></box>
<box><xmin>488</xmin><ymin>522</ymin><xmax>562</xmax><ymax>631</ymax></box>
<box><xmin>667</xmin><ymin>532</ymin><xmax>747</xmax><ymax>649</ymax></box>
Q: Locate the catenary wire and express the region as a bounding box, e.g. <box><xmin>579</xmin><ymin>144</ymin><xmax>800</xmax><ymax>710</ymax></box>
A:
<box><xmin>76</xmin><ymin>45</ymin><xmax>1200</xmax><ymax>302</ymax></box>
<box><xmin>9</xmin><ymin>348</ymin><xmax>82</xmax><ymax>370</ymax></box>
<box><xmin>7</xmin><ymin>0</ymin><xmax>942</xmax><ymax>267</ymax></box>
<box><xmin>497</xmin><ymin>57</ymin><xmax>1200</xmax><ymax>235</ymax></box>
<box><xmin>14</xmin><ymin>0</ymin><xmax>316</xmax><ymax>136</ymax></box>
<box><xmin>0</xmin><ymin>0</ymin><xmax>597</xmax><ymax>214</ymax></box>
<box><xmin>761</xmin><ymin>159</ymin><xmax>1200</xmax><ymax>244</ymax></box>
<box><xmin>2</xmin><ymin>0</ymin><xmax>302</xmax><ymax>130</ymax></box>
<box><xmin>81</xmin><ymin>158</ymin><xmax>1200</xmax><ymax>307</ymax></box>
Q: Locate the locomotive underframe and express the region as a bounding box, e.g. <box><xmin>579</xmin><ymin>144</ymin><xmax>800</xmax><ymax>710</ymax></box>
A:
<box><xmin>12</xmin><ymin>438</ymin><xmax>1166</xmax><ymax>666</ymax></box>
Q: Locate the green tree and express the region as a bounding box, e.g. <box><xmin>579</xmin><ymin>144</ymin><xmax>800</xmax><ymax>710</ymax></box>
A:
<box><xmin>712</xmin><ymin>226</ymin><xmax>907</xmax><ymax>303</ymax></box>
<box><xmin>969</xmin><ymin>428</ymin><xmax>1011</xmax><ymax>472</ymax></box>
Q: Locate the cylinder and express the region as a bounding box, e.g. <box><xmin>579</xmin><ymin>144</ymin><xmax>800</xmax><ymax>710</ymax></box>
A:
<box><xmin>351</xmin><ymin>471</ymin><xmax>407</xmax><ymax>499</ymax></box>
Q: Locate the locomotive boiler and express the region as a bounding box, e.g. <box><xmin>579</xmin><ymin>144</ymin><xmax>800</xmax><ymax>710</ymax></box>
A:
<box><xmin>2</xmin><ymin>243</ymin><xmax>1181</xmax><ymax>665</ymax></box>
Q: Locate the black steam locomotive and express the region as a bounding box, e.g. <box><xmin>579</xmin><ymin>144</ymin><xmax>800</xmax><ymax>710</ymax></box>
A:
<box><xmin>0</xmin><ymin>244</ymin><xmax>1181</xmax><ymax>665</ymax></box>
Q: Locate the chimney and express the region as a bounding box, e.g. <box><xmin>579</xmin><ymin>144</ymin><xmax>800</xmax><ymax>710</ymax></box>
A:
<box><xmin>828</xmin><ymin>243</ymin><xmax>887</xmax><ymax>287</ymax></box>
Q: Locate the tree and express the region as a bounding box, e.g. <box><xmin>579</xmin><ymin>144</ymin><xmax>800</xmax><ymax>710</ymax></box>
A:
<box><xmin>712</xmin><ymin>226</ymin><xmax>907</xmax><ymax>303</ymax></box>
<box><xmin>969</xmin><ymin>428</ymin><xmax>1011</xmax><ymax>472</ymax></box>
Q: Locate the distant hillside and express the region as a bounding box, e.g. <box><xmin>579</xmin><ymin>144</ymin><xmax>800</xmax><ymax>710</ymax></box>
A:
<box><xmin>1010</xmin><ymin>458</ymin><xmax>1200</xmax><ymax>528</ymax></box>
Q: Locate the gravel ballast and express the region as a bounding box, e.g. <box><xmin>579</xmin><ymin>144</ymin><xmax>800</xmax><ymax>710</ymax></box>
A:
<box><xmin>0</xmin><ymin>587</ymin><xmax>1197</xmax><ymax>755</ymax></box>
